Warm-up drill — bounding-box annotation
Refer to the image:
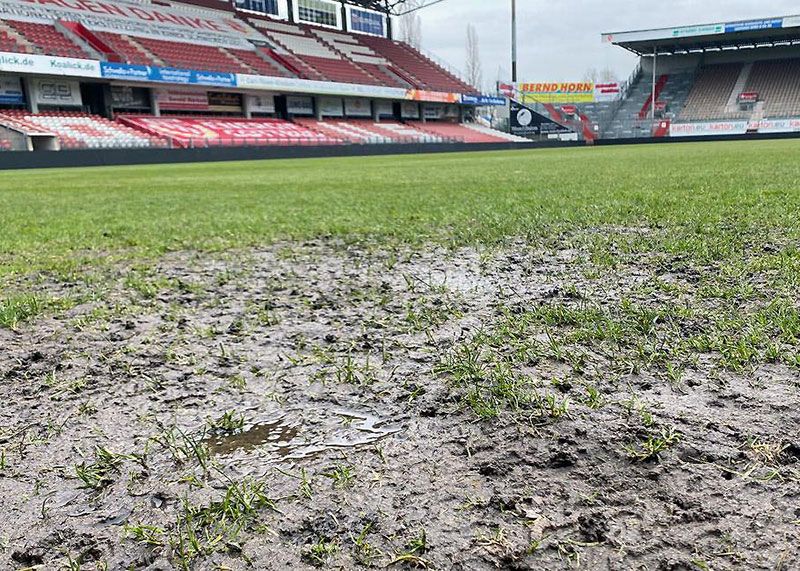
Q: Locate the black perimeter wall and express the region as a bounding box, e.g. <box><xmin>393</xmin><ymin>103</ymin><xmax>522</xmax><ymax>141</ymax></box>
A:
<box><xmin>1</xmin><ymin>131</ymin><xmax>799</xmax><ymax>170</ymax></box>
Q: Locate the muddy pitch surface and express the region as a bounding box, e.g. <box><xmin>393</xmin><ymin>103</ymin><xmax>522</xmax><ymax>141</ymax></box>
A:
<box><xmin>1</xmin><ymin>238</ymin><xmax>798</xmax><ymax>570</ymax></box>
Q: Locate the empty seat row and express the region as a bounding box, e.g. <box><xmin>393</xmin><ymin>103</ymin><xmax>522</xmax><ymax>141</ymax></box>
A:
<box><xmin>0</xmin><ymin>111</ymin><xmax>163</xmax><ymax>149</ymax></box>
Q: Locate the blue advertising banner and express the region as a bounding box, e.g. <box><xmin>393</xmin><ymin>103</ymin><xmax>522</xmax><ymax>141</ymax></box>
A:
<box><xmin>235</xmin><ymin>0</ymin><xmax>281</xmax><ymax>17</ymax></box>
<box><xmin>461</xmin><ymin>94</ymin><xmax>507</xmax><ymax>106</ymax></box>
<box><xmin>100</xmin><ymin>62</ymin><xmax>237</xmax><ymax>88</ymax></box>
<box><xmin>725</xmin><ymin>18</ymin><xmax>783</xmax><ymax>33</ymax></box>
<box><xmin>0</xmin><ymin>76</ymin><xmax>24</xmax><ymax>104</ymax></box>
<box><xmin>350</xmin><ymin>8</ymin><xmax>386</xmax><ymax>36</ymax></box>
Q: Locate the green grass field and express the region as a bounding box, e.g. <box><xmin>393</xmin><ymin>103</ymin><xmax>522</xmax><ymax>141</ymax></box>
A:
<box><xmin>2</xmin><ymin>139</ymin><xmax>800</xmax><ymax>279</ymax></box>
<box><xmin>2</xmin><ymin>140</ymin><xmax>799</xmax><ymax>569</ymax></box>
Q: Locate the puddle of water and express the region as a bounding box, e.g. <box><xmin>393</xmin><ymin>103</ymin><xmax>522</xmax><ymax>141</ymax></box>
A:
<box><xmin>202</xmin><ymin>409</ymin><xmax>400</xmax><ymax>460</ymax></box>
<box><xmin>204</xmin><ymin>419</ymin><xmax>299</xmax><ymax>456</ymax></box>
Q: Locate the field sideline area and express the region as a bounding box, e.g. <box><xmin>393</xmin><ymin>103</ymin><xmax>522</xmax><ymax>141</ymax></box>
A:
<box><xmin>1</xmin><ymin>141</ymin><xmax>799</xmax><ymax>569</ymax></box>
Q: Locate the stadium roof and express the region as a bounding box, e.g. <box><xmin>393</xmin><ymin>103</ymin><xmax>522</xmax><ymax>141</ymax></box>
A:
<box><xmin>603</xmin><ymin>15</ymin><xmax>800</xmax><ymax>56</ymax></box>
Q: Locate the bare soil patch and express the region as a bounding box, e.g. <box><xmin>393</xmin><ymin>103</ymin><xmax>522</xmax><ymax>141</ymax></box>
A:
<box><xmin>1</xmin><ymin>237</ymin><xmax>798</xmax><ymax>570</ymax></box>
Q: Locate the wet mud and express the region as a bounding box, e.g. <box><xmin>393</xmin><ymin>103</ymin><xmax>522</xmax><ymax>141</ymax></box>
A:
<box><xmin>0</xmin><ymin>238</ymin><xmax>798</xmax><ymax>570</ymax></box>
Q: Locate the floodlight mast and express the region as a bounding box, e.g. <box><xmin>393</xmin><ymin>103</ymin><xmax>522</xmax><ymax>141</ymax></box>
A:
<box><xmin>511</xmin><ymin>0</ymin><xmax>517</xmax><ymax>83</ymax></box>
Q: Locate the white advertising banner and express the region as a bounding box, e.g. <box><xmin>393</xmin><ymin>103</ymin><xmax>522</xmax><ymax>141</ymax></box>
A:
<box><xmin>0</xmin><ymin>0</ymin><xmax>260</xmax><ymax>49</ymax></box>
<box><xmin>31</xmin><ymin>77</ymin><xmax>82</xmax><ymax>106</ymax></box>
<box><xmin>318</xmin><ymin>96</ymin><xmax>343</xmax><ymax>116</ymax></box>
<box><xmin>345</xmin><ymin>97</ymin><xmax>371</xmax><ymax>117</ymax></box>
<box><xmin>247</xmin><ymin>93</ymin><xmax>276</xmax><ymax>114</ymax></box>
<box><xmin>749</xmin><ymin>118</ymin><xmax>800</xmax><ymax>133</ymax></box>
<box><xmin>237</xmin><ymin>73</ymin><xmax>406</xmax><ymax>99</ymax></box>
<box><xmin>670</xmin><ymin>121</ymin><xmax>748</xmax><ymax>137</ymax></box>
<box><xmin>0</xmin><ymin>52</ymin><xmax>100</xmax><ymax>78</ymax></box>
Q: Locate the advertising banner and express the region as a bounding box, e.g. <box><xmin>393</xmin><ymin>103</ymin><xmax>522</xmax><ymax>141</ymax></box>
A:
<box><xmin>738</xmin><ymin>92</ymin><xmax>759</xmax><ymax>103</ymax></box>
<box><xmin>247</xmin><ymin>93</ymin><xmax>276</xmax><ymax>114</ymax></box>
<box><xmin>287</xmin><ymin>95</ymin><xmax>314</xmax><ymax>115</ymax></box>
<box><xmin>594</xmin><ymin>82</ymin><xmax>621</xmax><ymax>102</ymax></box>
<box><xmin>670</xmin><ymin>121</ymin><xmax>748</xmax><ymax>137</ymax></box>
<box><xmin>294</xmin><ymin>0</ymin><xmax>342</xmax><ymax>29</ymax></box>
<box><xmin>237</xmin><ymin>73</ymin><xmax>406</xmax><ymax>99</ymax></box>
<box><xmin>0</xmin><ymin>51</ymin><xmax>100</xmax><ymax>78</ymax></box>
<box><xmin>346</xmin><ymin>5</ymin><xmax>386</xmax><ymax>36</ymax></box>
<box><xmin>509</xmin><ymin>99</ymin><xmax>572</xmax><ymax>137</ymax></box>
<box><xmin>0</xmin><ymin>0</ymin><xmax>259</xmax><ymax>49</ymax></box>
<box><xmin>100</xmin><ymin>62</ymin><xmax>237</xmax><ymax>88</ymax></box>
<box><xmin>518</xmin><ymin>82</ymin><xmax>595</xmax><ymax>103</ymax></box>
<box><xmin>156</xmin><ymin>89</ymin><xmax>209</xmax><ymax>112</ymax></box>
<box><xmin>31</xmin><ymin>77</ymin><xmax>82</xmax><ymax>107</ymax></box>
<box><xmin>725</xmin><ymin>18</ymin><xmax>783</xmax><ymax>33</ymax></box>
<box><xmin>344</xmin><ymin>98</ymin><xmax>371</xmax><ymax>117</ymax></box>
<box><xmin>110</xmin><ymin>85</ymin><xmax>150</xmax><ymax>109</ymax></box>
<box><xmin>406</xmin><ymin>89</ymin><xmax>460</xmax><ymax>103</ymax></box>
<box><xmin>235</xmin><ymin>0</ymin><xmax>287</xmax><ymax>20</ymax></box>
<box><xmin>461</xmin><ymin>94</ymin><xmax>506</xmax><ymax>106</ymax></box>
<box><xmin>0</xmin><ymin>75</ymin><xmax>23</xmax><ymax>104</ymax></box>
<box><xmin>749</xmin><ymin>118</ymin><xmax>800</xmax><ymax>133</ymax></box>
<box><xmin>208</xmin><ymin>92</ymin><xmax>243</xmax><ymax>112</ymax></box>
<box><xmin>318</xmin><ymin>96</ymin><xmax>343</xmax><ymax>116</ymax></box>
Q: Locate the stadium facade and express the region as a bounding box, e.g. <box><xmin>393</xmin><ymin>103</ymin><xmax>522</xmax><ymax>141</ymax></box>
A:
<box><xmin>0</xmin><ymin>0</ymin><xmax>515</xmax><ymax>152</ymax></box>
<box><xmin>3</xmin><ymin>4</ymin><xmax>800</xmax><ymax>153</ymax></box>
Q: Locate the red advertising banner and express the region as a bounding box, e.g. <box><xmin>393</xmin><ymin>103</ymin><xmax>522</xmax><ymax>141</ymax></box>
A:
<box><xmin>738</xmin><ymin>92</ymin><xmax>759</xmax><ymax>103</ymax></box>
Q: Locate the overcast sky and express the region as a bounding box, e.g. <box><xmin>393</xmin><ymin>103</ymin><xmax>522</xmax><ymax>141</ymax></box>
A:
<box><xmin>407</xmin><ymin>0</ymin><xmax>800</xmax><ymax>88</ymax></box>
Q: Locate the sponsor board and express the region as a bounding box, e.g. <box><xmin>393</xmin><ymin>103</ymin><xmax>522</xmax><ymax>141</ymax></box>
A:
<box><xmin>156</xmin><ymin>89</ymin><xmax>210</xmax><ymax>112</ymax></box>
<box><xmin>509</xmin><ymin>99</ymin><xmax>572</xmax><ymax>137</ymax></box>
<box><xmin>738</xmin><ymin>92</ymin><xmax>759</xmax><ymax>103</ymax></box>
<box><xmin>517</xmin><ymin>82</ymin><xmax>621</xmax><ymax>103</ymax></box>
<box><xmin>748</xmin><ymin>118</ymin><xmax>800</xmax><ymax>133</ymax></box>
<box><xmin>671</xmin><ymin>118</ymin><xmax>800</xmax><ymax>136</ymax></box>
<box><xmin>670</xmin><ymin>121</ymin><xmax>748</xmax><ymax>137</ymax></box>
<box><xmin>31</xmin><ymin>77</ymin><xmax>82</xmax><ymax>107</ymax></box>
<box><xmin>100</xmin><ymin>62</ymin><xmax>237</xmax><ymax>88</ymax></box>
<box><xmin>235</xmin><ymin>0</ymin><xmax>287</xmax><ymax>20</ymax></box>
<box><xmin>461</xmin><ymin>94</ymin><xmax>506</xmax><ymax>106</ymax></box>
<box><xmin>0</xmin><ymin>52</ymin><xmax>100</xmax><ymax>78</ymax></box>
<box><xmin>208</xmin><ymin>92</ymin><xmax>243</xmax><ymax>112</ymax></box>
<box><xmin>406</xmin><ymin>89</ymin><xmax>460</xmax><ymax>103</ymax></box>
<box><xmin>0</xmin><ymin>0</ymin><xmax>259</xmax><ymax>49</ymax></box>
<box><xmin>0</xmin><ymin>75</ymin><xmax>23</xmax><ymax>104</ymax></box>
<box><xmin>293</xmin><ymin>0</ymin><xmax>342</xmax><ymax>30</ymax></box>
<box><xmin>111</xmin><ymin>85</ymin><xmax>150</xmax><ymax>109</ymax></box>
<box><xmin>346</xmin><ymin>5</ymin><xmax>386</xmax><ymax>37</ymax></box>
<box><xmin>725</xmin><ymin>18</ymin><xmax>783</xmax><ymax>33</ymax></box>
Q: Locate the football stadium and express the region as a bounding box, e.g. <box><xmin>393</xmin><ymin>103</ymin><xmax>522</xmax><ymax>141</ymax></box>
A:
<box><xmin>1</xmin><ymin>1</ymin><xmax>799</xmax><ymax>570</ymax></box>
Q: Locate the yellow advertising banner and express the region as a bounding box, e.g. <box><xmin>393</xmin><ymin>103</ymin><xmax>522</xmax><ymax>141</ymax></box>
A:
<box><xmin>518</xmin><ymin>82</ymin><xmax>595</xmax><ymax>103</ymax></box>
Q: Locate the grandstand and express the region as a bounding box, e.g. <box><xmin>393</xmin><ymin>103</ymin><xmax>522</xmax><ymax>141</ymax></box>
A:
<box><xmin>0</xmin><ymin>0</ymin><xmax>515</xmax><ymax>153</ymax></box>
<box><xmin>586</xmin><ymin>15</ymin><xmax>800</xmax><ymax>138</ymax></box>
